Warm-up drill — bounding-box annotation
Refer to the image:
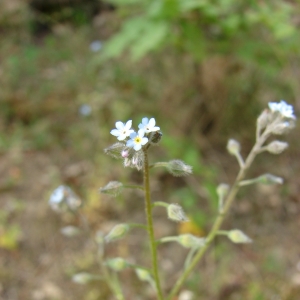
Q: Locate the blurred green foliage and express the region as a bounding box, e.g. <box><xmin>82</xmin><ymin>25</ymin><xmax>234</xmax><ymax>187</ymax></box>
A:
<box><xmin>103</xmin><ymin>0</ymin><xmax>298</xmax><ymax>64</ymax></box>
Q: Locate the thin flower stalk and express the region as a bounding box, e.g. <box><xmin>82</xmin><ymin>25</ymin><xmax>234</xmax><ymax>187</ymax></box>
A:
<box><xmin>142</xmin><ymin>148</ymin><xmax>164</xmax><ymax>300</ymax></box>
<box><xmin>123</xmin><ymin>184</ymin><xmax>144</xmax><ymax>191</ymax></box>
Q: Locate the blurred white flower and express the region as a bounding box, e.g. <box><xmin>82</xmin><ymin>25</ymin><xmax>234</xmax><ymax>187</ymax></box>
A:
<box><xmin>49</xmin><ymin>185</ymin><xmax>81</xmax><ymax>212</ymax></box>
<box><xmin>268</xmin><ymin>100</ymin><xmax>296</xmax><ymax>119</ymax></box>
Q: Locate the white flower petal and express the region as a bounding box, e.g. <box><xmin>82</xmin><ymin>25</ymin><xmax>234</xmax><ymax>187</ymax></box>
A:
<box><xmin>130</xmin><ymin>132</ymin><xmax>137</xmax><ymax>139</ymax></box>
<box><xmin>134</xmin><ymin>144</ymin><xmax>142</xmax><ymax>151</ymax></box>
<box><xmin>110</xmin><ymin>129</ymin><xmax>120</xmax><ymax>136</ymax></box>
<box><xmin>115</xmin><ymin>121</ymin><xmax>124</xmax><ymax>130</ymax></box>
<box><xmin>126</xmin><ymin>140</ymin><xmax>134</xmax><ymax>147</ymax></box>
<box><xmin>117</xmin><ymin>134</ymin><xmax>126</xmax><ymax>141</ymax></box>
<box><xmin>125</xmin><ymin>120</ymin><xmax>132</xmax><ymax>129</ymax></box>
<box><xmin>148</xmin><ymin>118</ymin><xmax>155</xmax><ymax>127</ymax></box>
<box><xmin>141</xmin><ymin>137</ymin><xmax>148</xmax><ymax>145</ymax></box>
<box><xmin>138</xmin><ymin>129</ymin><xmax>145</xmax><ymax>137</ymax></box>
<box><xmin>142</xmin><ymin>117</ymin><xmax>148</xmax><ymax>125</ymax></box>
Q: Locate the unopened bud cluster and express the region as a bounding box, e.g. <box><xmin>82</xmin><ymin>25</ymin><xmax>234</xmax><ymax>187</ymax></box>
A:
<box><xmin>105</xmin><ymin>224</ymin><xmax>130</xmax><ymax>243</ymax></box>
<box><xmin>105</xmin><ymin>257</ymin><xmax>128</xmax><ymax>271</ymax></box>
<box><xmin>99</xmin><ymin>181</ymin><xmax>123</xmax><ymax>197</ymax></box>
<box><xmin>135</xmin><ymin>268</ymin><xmax>153</xmax><ymax>283</ymax></box>
<box><xmin>257</xmin><ymin>173</ymin><xmax>283</xmax><ymax>185</ymax></box>
<box><xmin>178</xmin><ymin>234</ymin><xmax>205</xmax><ymax>249</ymax></box>
<box><xmin>227</xmin><ymin>139</ymin><xmax>241</xmax><ymax>156</ymax></box>
<box><xmin>167</xmin><ymin>204</ymin><xmax>189</xmax><ymax>222</ymax></box>
<box><xmin>166</xmin><ymin>160</ymin><xmax>193</xmax><ymax>177</ymax></box>
<box><xmin>266</xmin><ymin>141</ymin><xmax>288</xmax><ymax>154</ymax></box>
<box><xmin>227</xmin><ymin>229</ymin><xmax>252</xmax><ymax>244</ymax></box>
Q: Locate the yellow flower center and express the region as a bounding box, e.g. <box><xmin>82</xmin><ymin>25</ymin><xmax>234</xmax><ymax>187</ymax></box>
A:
<box><xmin>135</xmin><ymin>137</ymin><xmax>141</xmax><ymax>143</ymax></box>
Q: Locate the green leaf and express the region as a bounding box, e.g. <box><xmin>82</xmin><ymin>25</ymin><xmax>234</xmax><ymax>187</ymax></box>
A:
<box><xmin>179</xmin><ymin>0</ymin><xmax>207</xmax><ymax>12</ymax></box>
<box><xmin>148</xmin><ymin>0</ymin><xmax>181</xmax><ymax>19</ymax></box>
<box><xmin>130</xmin><ymin>21</ymin><xmax>169</xmax><ymax>60</ymax></box>
<box><xmin>102</xmin><ymin>17</ymin><xmax>147</xmax><ymax>59</ymax></box>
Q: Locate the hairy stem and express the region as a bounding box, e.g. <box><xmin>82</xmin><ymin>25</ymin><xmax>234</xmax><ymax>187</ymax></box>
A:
<box><xmin>167</xmin><ymin>132</ymin><xmax>268</xmax><ymax>300</ymax></box>
<box><xmin>143</xmin><ymin>148</ymin><xmax>164</xmax><ymax>300</ymax></box>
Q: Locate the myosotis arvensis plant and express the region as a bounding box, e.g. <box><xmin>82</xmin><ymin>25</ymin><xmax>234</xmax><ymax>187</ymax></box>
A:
<box><xmin>49</xmin><ymin>100</ymin><xmax>296</xmax><ymax>299</ymax></box>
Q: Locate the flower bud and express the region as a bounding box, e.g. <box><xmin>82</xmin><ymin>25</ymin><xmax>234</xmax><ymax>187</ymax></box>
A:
<box><xmin>72</xmin><ymin>272</ymin><xmax>94</xmax><ymax>284</ymax></box>
<box><xmin>99</xmin><ymin>181</ymin><xmax>123</xmax><ymax>197</ymax></box>
<box><xmin>216</xmin><ymin>183</ymin><xmax>230</xmax><ymax>199</ymax></box>
<box><xmin>60</xmin><ymin>226</ymin><xmax>81</xmax><ymax>237</ymax></box>
<box><xmin>124</xmin><ymin>151</ymin><xmax>144</xmax><ymax>171</ymax></box>
<box><xmin>105</xmin><ymin>224</ymin><xmax>130</xmax><ymax>243</ymax></box>
<box><xmin>270</xmin><ymin>121</ymin><xmax>295</xmax><ymax>135</ymax></box>
<box><xmin>104</xmin><ymin>142</ymin><xmax>126</xmax><ymax>159</ymax></box>
<box><xmin>135</xmin><ymin>268</ymin><xmax>153</xmax><ymax>282</ymax></box>
<box><xmin>167</xmin><ymin>160</ymin><xmax>193</xmax><ymax>177</ymax></box>
<box><xmin>149</xmin><ymin>130</ymin><xmax>163</xmax><ymax>144</ymax></box>
<box><xmin>228</xmin><ymin>229</ymin><xmax>252</xmax><ymax>244</ymax></box>
<box><xmin>121</xmin><ymin>149</ymin><xmax>129</xmax><ymax>158</ymax></box>
<box><xmin>217</xmin><ymin>183</ymin><xmax>230</xmax><ymax>212</ymax></box>
<box><xmin>257</xmin><ymin>109</ymin><xmax>271</xmax><ymax>130</ymax></box>
<box><xmin>177</xmin><ymin>234</ymin><xmax>205</xmax><ymax>248</ymax></box>
<box><xmin>167</xmin><ymin>204</ymin><xmax>189</xmax><ymax>222</ymax></box>
<box><xmin>105</xmin><ymin>258</ymin><xmax>128</xmax><ymax>271</ymax></box>
<box><xmin>227</xmin><ymin>139</ymin><xmax>241</xmax><ymax>156</ymax></box>
<box><xmin>266</xmin><ymin>141</ymin><xmax>288</xmax><ymax>154</ymax></box>
<box><xmin>178</xmin><ymin>290</ymin><xmax>194</xmax><ymax>300</ymax></box>
<box><xmin>257</xmin><ymin>173</ymin><xmax>283</xmax><ymax>185</ymax></box>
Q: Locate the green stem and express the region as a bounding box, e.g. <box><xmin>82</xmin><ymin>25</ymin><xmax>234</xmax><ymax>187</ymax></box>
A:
<box><xmin>142</xmin><ymin>148</ymin><xmax>164</xmax><ymax>300</ymax></box>
<box><xmin>123</xmin><ymin>184</ymin><xmax>144</xmax><ymax>191</ymax></box>
<box><xmin>167</xmin><ymin>132</ymin><xmax>269</xmax><ymax>300</ymax></box>
<box><xmin>156</xmin><ymin>236</ymin><xmax>179</xmax><ymax>244</ymax></box>
<box><xmin>153</xmin><ymin>201</ymin><xmax>169</xmax><ymax>208</ymax></box>
<box><xmin>110</xmin><ymin>272</ymin><xmax>124</xmax><ymax>300</ymax></box>
<box><xmin>149</xmin><ymin>162</ymin><xmax>168</xmax><ymax>169</ymax></box>
<box><xmin>216</xmin><ymin>230</ymin><xmax>228</xmax><ymax>235</ymax></box>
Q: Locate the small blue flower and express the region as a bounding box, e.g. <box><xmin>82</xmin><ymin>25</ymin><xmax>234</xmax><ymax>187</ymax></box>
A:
<box><xmin>138</xmin><ymin>117</ymin><xmax>160</xmax><ymax>133</ymax></box>
<box><xmin>268</xmin><ymin>100</ymin><xmax>296</xmax><ymax>119</ymax></box>
<box><xmin>126</xmin><ymin>129</ymin><xmax>148</xmax><ymax>151</ymax></box>
<box><xmin>111</xmin><ymin>120</ymin><xmax>134</xmax><ymax>141</ymax></box>
<box><xmin>79</xmin><ymin>104</ymin><xmax>92</xmax><ymax>116</ymax></box>
<box><xmin>90</xmin><ymin>40</ymin><xmax>103</xmax><ymax>52</ymax></box>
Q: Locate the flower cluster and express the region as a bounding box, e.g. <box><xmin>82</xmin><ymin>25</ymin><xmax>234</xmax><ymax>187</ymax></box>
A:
<box><xmin>268</xmin><ymin>100</ymin><xmax>296</xmax><ymax>119</ymax></box>
<box><xmin>256</xmin><ymin>100</ymin><xmax>296</xmax><ymax>137</ymax></box>
<box><xmin>106</xmin><ymin>117</ymin><xmax>161</xmax><ymax>170</ymax></box>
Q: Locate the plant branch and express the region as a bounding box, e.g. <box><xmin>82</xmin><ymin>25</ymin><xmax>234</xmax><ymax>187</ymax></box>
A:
<box><xmin>167</xmin><ymin>131</ymin><xmax>269</xmax><ymax>300</ymax></box>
